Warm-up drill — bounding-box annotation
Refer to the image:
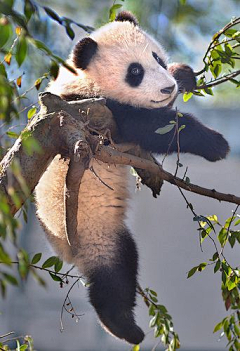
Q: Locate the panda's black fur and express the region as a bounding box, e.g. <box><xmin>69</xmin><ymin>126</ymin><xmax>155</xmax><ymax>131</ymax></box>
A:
<box><xmin>35</xmin><ymin>11</ymin><xmax>229</xmax><ymax>345</ymax></box>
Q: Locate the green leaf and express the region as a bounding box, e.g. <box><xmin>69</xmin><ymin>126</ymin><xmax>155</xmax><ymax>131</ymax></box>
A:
<box><xmin>0</xmin><ymin>279</ymin><xmax>7</xmax><ymax>298</ymax></box>
<box><xmin>6</xmin><ymin>131</ymin><xmax>19</xmax><ymax>138</ymax></box>
<box><xmin>17</xmin><ymin>249</ymin><xmax>30</xmax><ymax>280</ymax></box>
<box><xmin>0</xmin><ymin>244</ymin><xmax>12</xmax><ymax>265</ymax></box>
<box><xmin>24</xmin><ymin>0</ymin><xmax>36</xmax><ymax>22</ymax></box>
<box><xmin>49</xmin><ymin>272</ymin><xmax>63</xmax><ymax>282</ymax></box>
<box><xmin>31</xmin><ymin>253</ymin><xmax>42</xmax><ymax>264</ymax></box>
<box><xmin>149</xmin><ymin>289</ymin><xmax>157</xmax><ymax>297</ymax></box>
<box><xmin>157</xmin><ymin>304</ymin><xmax>168</xmax><ymax>314</ymax></box>
<box><xmin>197</xmin><ymin>262</ymin><xmax>207</xmax><ymax>272</ymax></box>
<box><xmin>109</xmin><ymin>4</ymin><xmax>123</xmax><ymax>22</ymax></box>
<box><xmin>214</xmin><ymin>260</ymin><xmax>221</xmax><ymax>273</ymax></box>
<box><xmin>44</xmin><ymin>7</ymin><xmax>62</xmax><ymax>24</ymax></box>
<box><xmin>0</xmin><ymin>3</ymin><xmax>27</xmax><ymax>30</ymax></box>
<box><xmin>50</xmin><ymin>60</ymin><xmax>59</xmax><ymax>79</ymax></box>
<box><xmin>4</xmin><ymin>0</ymin><xmax>15</xmax><ymax>8</ymax></box>
<box><xmin>222</xmin><ymin>270</ymin><xmax>227</xmax><ymax>285</ymax></box>
<box><xmin>183</xmin><ymin>92</ymin><xmax>193</xmax><ymax>102</ymax></box>
<box><xmin>54</xmin><ymin>258</ymin><xmax>63</xmax><ymax>273</ymax></box>
<box><xmin>227</xmin><ymin>277</ymin><xmax>237</xmax><ymax>291</ymax></box>
<box><xmin>34</xmin><ymin>77</ymin><xmax>43</xmax><ymax>90</ymax></box>
<box><xmin>224</xmin><ymin>29</ymin><xmax>238</xmax><ymax>38</ymax></box>
<box><xmin>210</xmin><ymin>49</ymin><xmax>220</xmax><ymax>61</ymax></box>
<box><xmin>204</xmin><ymin>87</ymin><xmax>214</xmax><ymax>96</ymax></box>
<box><xmin>224</xmin><ymin>43</ymin><xmax>233</xmax><ymax>57</ymax></box>
<box><xmin>213</xmin><ymin>320</ymin><xmax>224</xmax><ymax>333</ymax></box>
<box><xmin>2</xmin><ymin>272</ymin><xmax>18</xmax><ymax>285</ymax></box>
<box><xmin>210</xmin><ymin>63</ymin><xmax>221</xmax><ymax>79</ymax></box>
<box><xmin>0</xmin><ymin>63</ymin><xmax>7</xmax><ymax>77</ymax></box>
<box><xmin>149</xmin><ymin>304</ymin><xmax>155</xmax><ymax>316</ymax></box>
<box><xmin>0</xmin><ymin>20</ymin><xmax>12</xmax><ymax>48</ymax></box>
<box><xmin>187</xmin><ymin>266</ymin><xmax>198</xmax><ymax>278</ymax></box>
<box><xmin>27</xmin><ymin>106</ymin><xmax>37</xmax><ymax>119</ymax></box>
<box><xmin>155</xmin><ymin>124</ymin><xmax>175</xmax><ymax>135</ymax></box>
<box><xmin>15</xmin><ymin>35</ymin><xmax>28</xmax><ymax>67</ymax></box>
<box><xmin>228</xmin><ymin>233</ymin><xmax>236</xmax><ymax>248</ymax></box>
<box><xmin>16</xmin><ymin>339</ymin><xmax>21</xmax><ymax>351</ymax></box>
<box><xmin>151</xmin><ymin>296</ymin><xmax>158</xmax><ymax>303</ymax></box>
<box><xmin>65</xmin><ymin>24</ymin><xmax>75</xmax><ymax>40</ymax></box>
<box><xmin>234</xmin><ymin>218</ymin><xmax>240</xmax><ymax>226</ymax></box>
<box><xmin>218</xmin><ymin>228</ymin><xmax>228</xmax><ymax>246</ymax></box>
<box><xmin>31</xmin><ymin>39</ymin><xmax>52</xmax><ymax>55</ymax></box>
<box><xmin>149</xmin><ymin>313</ymin><xmax>159</xmax><ymax>328</ymax></box>
<box><xmin>178</xmin><ymin>125</ymin><xmax>186</xmax><ymax>132</ymax></box>
<box><xmin>42</xmin><ymin>256</ymin><xmax>58</xmax><ymax>269</ymax></box>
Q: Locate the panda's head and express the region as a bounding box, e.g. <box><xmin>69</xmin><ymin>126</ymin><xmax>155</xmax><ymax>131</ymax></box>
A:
<box><xmin>70</xmin><ymin>11</ymin><xmax>178</xmax><ymax>109</ymax></box>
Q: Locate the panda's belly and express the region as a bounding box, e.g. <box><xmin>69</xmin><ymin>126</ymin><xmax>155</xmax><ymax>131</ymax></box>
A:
<box><xmin>35</xmin><ymin>155</ymin><xmax>129</xmax><ymax>266</ymax></box>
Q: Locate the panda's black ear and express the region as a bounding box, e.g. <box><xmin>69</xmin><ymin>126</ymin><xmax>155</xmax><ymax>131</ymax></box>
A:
<box><xmin>115</xmin><ymin>11</ymin><xmax>138</xmax><ymax>26</ymax></box>
<box><xmin>73</xmin><ymin>37</ymin><xmax>98</xmax><ymax>70</ymax></box>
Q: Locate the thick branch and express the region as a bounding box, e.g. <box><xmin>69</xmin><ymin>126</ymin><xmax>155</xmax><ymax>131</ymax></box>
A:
<box><xmin>0</xmin><ymin>93</ymin><xmax>112</xmax><ymax>215</ymax></box>
<box><xmin>1</xmin><ymin>92</ymin><xmax>240</xmax><ymax>226</ymax></box>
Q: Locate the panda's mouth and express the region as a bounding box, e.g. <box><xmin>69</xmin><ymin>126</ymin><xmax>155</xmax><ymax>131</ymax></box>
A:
<box><xmin>150</xmin><ymin>97</ymin><xmax>171</xmax><ymax>104</ymax></box>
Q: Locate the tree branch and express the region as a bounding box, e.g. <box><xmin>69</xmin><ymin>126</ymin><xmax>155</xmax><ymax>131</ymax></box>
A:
<box><xmin>1</xmin><ymin>93</ymin><xmax>240</xmax><ymax>229</ymax></box>
<box><xmin>196</xmin><ymin>70</ymin><xmax>240</xmax><ymax>90</ymax></box>
<box><xmin>94</xmin><ymin>145</ymin><xmax>240</xmax><ymax>205</ymax></box>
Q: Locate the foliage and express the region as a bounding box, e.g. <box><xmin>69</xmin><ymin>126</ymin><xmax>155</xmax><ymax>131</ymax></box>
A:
<box><xmin>0</xmin><ymin>334</ymin><xmax>34</xmax><ymax>351</ymax></box>
<box><xmin>137</xmin><ymin>287</ymin><xmax>180</xmax><ymax>351</ymax></box>
<box><xmin>188</xmin><ymin>17</ymin><xmax>240</xmax><ymax>101</ymax></box>
<box><xmin>0</xmin><ymin>1</ymin><xmax>239</xmax><ymax>351</ymax></box>
<box><xmin>187</xmin><ymin>212</ymin><xmax>240</xmax><ymax>351</ymax></box>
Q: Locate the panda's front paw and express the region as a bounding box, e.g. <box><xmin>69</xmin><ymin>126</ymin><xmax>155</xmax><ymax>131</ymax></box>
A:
<box><xmin>204</xmin><ymin>132</ymin><xmax>230</xmax><ymax>162</ymax></box>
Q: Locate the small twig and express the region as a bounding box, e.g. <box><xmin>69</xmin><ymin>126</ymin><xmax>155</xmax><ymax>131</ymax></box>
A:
<box><xmin>174</xmin><ymin>109</ymin><xmax>180</xmax><ymax>177</ymax></box>
<box><xmin>3</xmin><ymin>335</ymin><xmax>24</xmax><ymax>343</ymax></box>
<box><xmin>196</xmin><ymin>70</ymin><xmax>240</xmax><ymax>90</ymax></box>
<box><xmin>182</xmin><ymin>166</ymin><xmax>188</xmax><ymax>181</ymax></box>
<box><xmin>89</xmin><ymin>165</ymin><xmax>114</xmax><ymax>191</ymax></box>
<box><xmin>60</xmin><ymin>278</ymin><xmax>83</xmax><ymax>332</ymax></box>
<box><xmin>0</xmin><ymin>332</ymin><xmax>14</xmax><ymax>339</ymax></box>
<box><xmin>177</xmin><ymin>186</ymin><xmax>203</xmax><ymax>252</ymax></box>
<box><xmin>1</xmin><ymin>261</ymin><xmax>82</xmax><ymax>279</ymax></box>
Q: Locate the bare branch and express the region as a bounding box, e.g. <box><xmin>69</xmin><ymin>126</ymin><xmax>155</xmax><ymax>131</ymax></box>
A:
<box><xmin>94</xmin><ymin>145</ymin><xmax>240</xmax><ymax>205</ymax></box>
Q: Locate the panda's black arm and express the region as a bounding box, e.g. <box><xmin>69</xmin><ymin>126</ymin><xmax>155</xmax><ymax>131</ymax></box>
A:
<box><xmin>106</xmin><ymin>100</ymin><xmax>229</xmax><ymax>162</ymax></box>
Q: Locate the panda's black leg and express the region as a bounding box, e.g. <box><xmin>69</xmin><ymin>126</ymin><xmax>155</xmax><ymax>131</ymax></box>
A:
<box><xmin>88</xmin><ymin>228</ymin><xmax>144</xmax><ymax>345</ymax></box>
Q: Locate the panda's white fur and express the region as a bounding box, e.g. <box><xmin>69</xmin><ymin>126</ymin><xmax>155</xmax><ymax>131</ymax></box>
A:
<box><xmin>36</xmin><ymin>157</ymin><xmax>129</xmax><ymax>271</ymax></box>
<box><xmin>35</xmin><ymin>11</ymin><xmax>229</xmax><ymax>346</ymax></box>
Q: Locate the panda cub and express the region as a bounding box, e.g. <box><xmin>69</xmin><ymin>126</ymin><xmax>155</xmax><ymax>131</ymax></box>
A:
<box><xmin>35</xmin><ymin>11</ymin><xmax>229</xmax><ymax>345</ymax></box>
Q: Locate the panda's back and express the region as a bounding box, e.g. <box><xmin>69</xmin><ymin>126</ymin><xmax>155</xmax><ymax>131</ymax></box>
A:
<box><xmin>35</xmin><ymin>156</ymin><xmax>129</xmax><ymax>273</ymax></box>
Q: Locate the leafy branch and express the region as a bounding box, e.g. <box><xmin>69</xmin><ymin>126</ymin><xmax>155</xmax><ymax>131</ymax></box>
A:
<box><xmin>185</xmin><ymin>16</ymin><xmax>240</xmax><ymax>100</ymax></box>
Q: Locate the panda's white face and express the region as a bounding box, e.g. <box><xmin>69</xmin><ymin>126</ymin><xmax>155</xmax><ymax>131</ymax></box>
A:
<box><xmin>48</xmin><ymin>20</ymin><xmax>178</xmax><ymax>109</ymax></box>
<box><xmin>86</xmin><ymin>21</ymin><xmax>178</xmax><ymax>108</ymax></box>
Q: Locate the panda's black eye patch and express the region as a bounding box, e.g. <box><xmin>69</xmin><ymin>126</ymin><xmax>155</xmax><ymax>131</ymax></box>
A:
<box><xmin>152</xmin><ymin>52</ymin><xmax>167</xmax><ymax>70</ymax></box>
<box><xmin>125</xmin><ymin>62</ymin><xmax>144</xmax><ymax>87</ymax></box>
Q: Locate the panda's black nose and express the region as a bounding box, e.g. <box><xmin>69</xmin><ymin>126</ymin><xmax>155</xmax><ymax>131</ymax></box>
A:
<box><xmin>161</xmin><ymin>85</ymin><xmax>175</xmax><ymax>95</ymax></box>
